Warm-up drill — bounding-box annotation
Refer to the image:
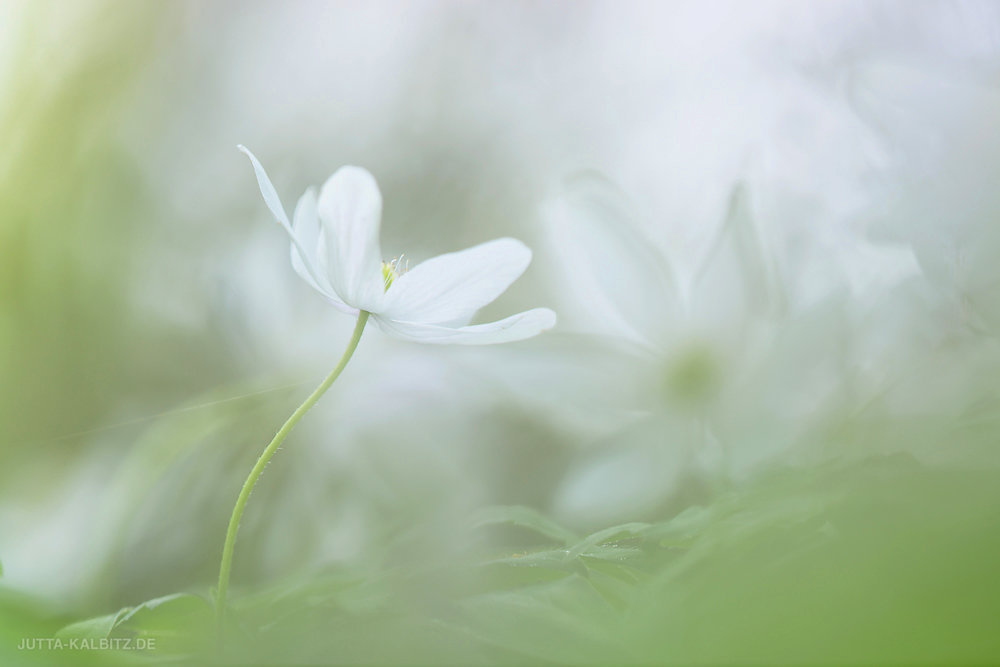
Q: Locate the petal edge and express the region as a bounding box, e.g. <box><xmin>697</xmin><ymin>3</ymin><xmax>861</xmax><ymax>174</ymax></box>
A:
<box><xmin>374</xmin><ymin>308</ymin><xmax>556</xmax><ymax>345</ymax></box>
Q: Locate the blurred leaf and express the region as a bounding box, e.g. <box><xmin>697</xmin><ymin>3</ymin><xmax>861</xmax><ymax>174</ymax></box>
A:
<box><xmin>458</xmin><ymin>574</ymin><xmax>629</xmax><ymax>664</ymax></box>
<box><xmin>56</xmin><ymin>593</ymin><xmax>213</xmax><ymax>657</ymax></box>
<box><xmin>56</xmin><ymin>608</ymin><xmax>130</xmax><ymax>641</ymax></box>
<box><xmin>484</xmin><ymin>549</ymin><xmax>583</xmax><ymax>574</ymax></box>
<box><xmin>234</xmin><ymin>569</ymin><xmax>393</xmax><ymax>628</ymax></box>
<box><xmin>644</xmin><ymin>504</ymin><xmax>714</xmax><ymax>547</ymax></box>
<box><xmin>567</xmin><ymin>522</ymin><xmax>650</xmax><ymax>560</ymax></box>
<box><xmin>625</xmin><ymin>459</ymin><xmax>1000</xmax><ymax>663</ymax></box>
<box><xmin>113</xmin><ymin>593</ymin><xmax>213</xmax><ymax>649</ymax></box>
<box><xmin>472</xmin><ymin>505</ymin><xmax>579</xmax><ymax>545</ymax></box>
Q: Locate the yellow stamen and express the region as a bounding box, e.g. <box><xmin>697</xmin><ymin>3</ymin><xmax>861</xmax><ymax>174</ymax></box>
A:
<box><xmin>381</xmin><ymin>255</ymin><xmax>408</xmax><ymax>291</ymax></box>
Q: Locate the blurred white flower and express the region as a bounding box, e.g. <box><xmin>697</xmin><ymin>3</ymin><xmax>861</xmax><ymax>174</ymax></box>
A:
<box><xmin>239</xmin><ymin>146</ymin><xmax>555</xmax><ymax>345</ymax></box>
<box><xmin>542</xmin><ymin>174</ymin><xmax>848</xmax><ymax>524</ymax></box>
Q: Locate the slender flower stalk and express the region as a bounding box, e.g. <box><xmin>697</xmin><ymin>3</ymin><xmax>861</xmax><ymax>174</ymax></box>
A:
<box><xmin>215</xmin><ymin>311</ymin><xmax>369</xmax><ymax>631</ymax></box>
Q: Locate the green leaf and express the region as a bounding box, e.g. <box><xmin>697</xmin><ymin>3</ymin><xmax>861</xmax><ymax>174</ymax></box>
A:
<box><xmin>56</xmin><ymin>607</ymin><xmax>132</xmax><ymax>640</ymax></box>
<box><xmin>485</xmin><ymin>548</ymin><xmax>585</xmax><ymax>574</ymax></box>
<box><xmin>645</xmin><ymin>504</ymin><xmax>714</xmax><ymax>546</ymax></box>
<box><xmin>55</xmin><ymin>593</ymin><xmax>213</xmax><ymax>656</ymax></box>
<box><xmin>567</xmin><ymin>522</ymin><xmax>651</xmax><ymax>560</ymax></box>
<box><xmin>113</xmin><ymin>593</ymin><xmax>214</xmax><ymax>654</ymax></box>
<box><xmin>472</xmin><ymin>505</ymin><xmax>579</xmax><ymax>545</ymax></box>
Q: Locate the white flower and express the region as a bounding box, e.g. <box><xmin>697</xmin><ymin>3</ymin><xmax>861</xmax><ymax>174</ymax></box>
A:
<box><xmin>239</xmin><ymin>146</ymin><xmax>556</xmax><ymax>344</ymax></box>
<box><xmin>538</xmin><ymin>174</ymin><xmax>848</xmax><ymax>524</ymax></box>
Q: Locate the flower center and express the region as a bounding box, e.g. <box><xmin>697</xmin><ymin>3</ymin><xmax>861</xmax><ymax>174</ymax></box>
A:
<box><xmin>381</xmin><ymin>255</ymin><xmax>408</xmax><ymax>291</ymax></box>
<box><xmin>662</xmin><ymin>342</ymin><xmax>720</xmax><ymax>407</ymax></box>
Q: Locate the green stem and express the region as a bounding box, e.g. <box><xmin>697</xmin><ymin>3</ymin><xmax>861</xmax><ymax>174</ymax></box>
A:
<box><xmin>215</xmin><ymin>311</ymin><xmax>369</xmax><ymax>633</ymax></box>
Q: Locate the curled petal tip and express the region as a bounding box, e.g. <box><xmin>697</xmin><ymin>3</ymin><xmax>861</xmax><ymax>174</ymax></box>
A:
<box><xmin>238</xmin><ymin>144</ymin><xmax>292</xmax><ymax>229</ymax></box>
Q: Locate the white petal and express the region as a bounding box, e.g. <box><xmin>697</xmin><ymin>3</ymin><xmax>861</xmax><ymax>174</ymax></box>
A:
<box><xmin>373</xmin><ymin>308</ymin><xmax>556</xmax><ymax>345</ymax></box>
<box><xmin>239</xmin><ymin>146</ymin><xmax>345</xmax><ymax>303</ymax></box>
<box><xmin>238</xmin><ymin>145</ymin><xmax>291</xmax><ymax>229</ymax></box>
<box><xmin>290</xmin><ymin>188</ymin><xmax>329</xmax><ymax>290</ymax></box>
<box><xmin>291</xmin><ymin>189</ymin><xmax>357</xmax><ymax>313</ymax></box>
<box><xmin>381</xmin><ymin>238</ymin><xmax>531</xmax><ymax>324</ymax></box>
<box><xmin>554</xmin><ymin>416</ymin><xmax>694</xmax><ymax>527</ymax></box>
<box><xmin>317</xmin><ymin>166</ymin><xmax>386</xmax><ymax>312</ymax></box>
<box><xmin>690</xmin><ymin>182</ymin><xmax>785</xmax><ymax>331</ymax></box>
<box><xmin>543</xmin><ymin>173</ymin><xmax>678</xmax><ymax>347</ymax></box>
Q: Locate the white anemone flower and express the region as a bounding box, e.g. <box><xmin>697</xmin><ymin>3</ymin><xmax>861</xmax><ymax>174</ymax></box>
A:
<box><xmin>239</xmin><ymin>146</ymin><xmax>555</xmax><ymax>344</ymax></box>
<box><xmin>538</xmin><ymin>174</ymin><xmax>850</xmax><ymax>524</ymax></box>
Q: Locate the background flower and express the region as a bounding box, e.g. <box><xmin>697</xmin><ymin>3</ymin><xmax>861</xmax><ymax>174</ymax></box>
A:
<box><xmin>540</xmin><ymin>174</ymin><xmax>852</xmax><ymax>525</ymax></box>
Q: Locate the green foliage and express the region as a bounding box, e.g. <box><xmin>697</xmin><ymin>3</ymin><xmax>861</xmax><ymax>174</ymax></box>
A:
<box><xmin>34</xmin><ymin>454</ymin><xmax>998</xmax><ymax>664</ymax></box>
<box><xmin>472</xmin><ymin>504</ymin><xmax>580</xmax><ymax>546</ymax></box>
<box><xmin>56</xmin><ymin>593</ymin><xmax>213</xmax><ymax>659</ymax></box>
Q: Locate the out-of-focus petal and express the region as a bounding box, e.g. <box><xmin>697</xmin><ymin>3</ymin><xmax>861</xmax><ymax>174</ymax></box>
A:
<box><xmin>690</xmin><ymin>182</ymin><xmax>785</xmax><ymax>332</ymax></box>
<box><xmin>317</xmin><ymin>166</ymin><xmax>386</xmax><ymax>311</ymax></box>
<box><xmin>553</xmin><ymin>416</ymin><xmax>699</xmax><ymax>528</ymax></box>
<box><xmin>374</xmin><ymin>308</ymin><xmax>556</xmax><ymax>345</ymax></box>
<box><xmin>854</xmin><ymin>62</ymin><xmax>1000</xmax><ymax>335</ymax></box>
<box><xmin>543</xmin><ymin>172</ymin><xmax>678</xmax><ymax>347</ymax></box>
<box><xmin>381</xmin><ymin>238</ymin><xmax>531</xmax><ymax>324</ymax></box>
